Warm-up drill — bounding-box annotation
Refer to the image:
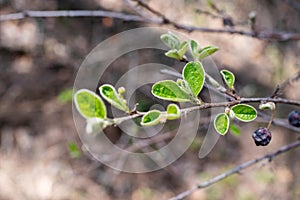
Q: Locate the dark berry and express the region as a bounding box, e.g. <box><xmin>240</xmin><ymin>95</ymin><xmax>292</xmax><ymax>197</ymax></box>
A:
<box><xmin>252</xmin><ymin>127</ymin><xmax>272</xmax><ymax>146</ymax></box>
<box><xmin>288</xmin><ymin>110</ymin><xmax>300</xmax><ymax>127</ymax></box>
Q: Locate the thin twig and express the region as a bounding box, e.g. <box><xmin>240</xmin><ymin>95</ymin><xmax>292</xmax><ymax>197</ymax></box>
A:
<box><xmin>0</xmin><ymin>10</ymin><xmax>145</xmax><ymax>22</ymax></box>
<box><xmin>112</xmin><ymin>97</ymin><xmax>300</xmax><ymax>128</ymax></box>
<box><xmin>271</xmin><ymin>70</ymin><xmax>300</xmax><ymax>97</ymax></box>
<box><xmin>195</xmin><ymin>8</ymin><xmax>220</xmax><ymax>19</ymax></box>
<box><xmin>0</xmin><ymin>8</ymin><xmax>299</xmax><ymax>41</ymax></box>
<box><xmin>169</xmin><ymin>139</ymin><xmax>300</xmax><ymax>200</ymax></box>
<box><xmin>257</xmin><ymin>114</ymin><xmax>300</xmax><ymax>133</ymax></box>
<box><xmin>131</xmin><ymin>0</ymin><xmax>300</xmax><ymax>41</ymax></box>
<box><xmin>160</xmin><ymin>68</ymin><xmax>300</xmax><ymax>133</ymax></box>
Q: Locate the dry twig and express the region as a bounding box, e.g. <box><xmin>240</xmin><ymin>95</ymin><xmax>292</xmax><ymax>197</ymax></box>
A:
<box><xmin>0</xmin><ymin>5</ymin><xmax>300</xmax><ymax>41</ymax></box>
<box><xmin>169</xmin><ymin>140</ymin><xmax>300</xmax><ymax>200</ymax></box>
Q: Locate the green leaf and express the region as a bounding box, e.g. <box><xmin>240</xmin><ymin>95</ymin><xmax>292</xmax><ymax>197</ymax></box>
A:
<box><xmin>231</xmin><ymin>104</ymin><xmax>257</xmax><ymax>122</ymax></box>
<box><xmin>177</xmin><ymin>41</ymin><xmax>188</xmax><ymax>59</ymax></box>
<box><xmin>183</xmin><ymin>61</ymin><xmax>205</xmax><ymax>97</ymax></box>
<box><xmin>190</xmin><ymin>40</ymin><xmax>199</xmax><ymax>60</ymax></box>
<box><xmin>198</xmin><ymin>46</ymin><xmax>219</xmax><ymax>60</ymax></box>
<box><xmin>99</xmin><ymin>84</ymin><xmax>129</xmax><ymax>113</ymax></box>
<box><xmin>141</xmin><ymin>110</ymin><xmax>162</xmax><ymax>126</ymax></box>
<box><xmin>166</xmin><ymin>103</ymin><xmax>180</xmax><ymax>120</ymax></box>
<box><xmin>165</xmin><ymin>49</ymin><xmax>180</xmax><ymax>60</ymax></box>
<box><xmin>207</xmin><ymin>0</ymin><xmax>214</xmax><ymax>8</ymax></box>
<box><xmin>220</xmin><ymin>69</ymin><xmax>235</xmax><ymax>90</ymax></box>
<box><xmin>229</xmin><ymin>124</ymin><xmax>241</xmax><ymax>136</ymax></box>
<box><xmin>160</xmin><ymin>33</ymin><xmax>180</xmax><ymax>50</ymax></box>
<box><xmin>152</xmin><ymin>80</ymin><xmax>191</xmax><ymax>102</ymax></box>
<box><xmin>58</xmin><ymin>88</ymin><xmax>73</xmax><ymax>103</ymax></box>
<box><xmin>214</xmin><ymin>113</ymin><xmax>230</xmax><ymax>135</ymax></box>
<box><xmin>67</xmin><ymin>142</ymin><xmax>81</xmax><ymax>158</ymax></box>
<box><xmin>74</xmin><ymin>89</ymin><xmax>107</xmax><ymax>119</ymax></box>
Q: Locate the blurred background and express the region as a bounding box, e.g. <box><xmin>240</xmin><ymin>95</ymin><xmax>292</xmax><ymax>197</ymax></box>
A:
<box><xmin>0</xmin><ymin>0</ymin><xmax>300</xmax><ymax>199</ymax></box>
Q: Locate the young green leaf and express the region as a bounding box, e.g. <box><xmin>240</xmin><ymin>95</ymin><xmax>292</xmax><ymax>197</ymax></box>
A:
<box><xmin>99</xmin><ymin>84</ymin><xmax>129</xmax><ymax>113</ymax></box>
<box><xmin>67</xmin><ymin>142</ymin><xmax>81</xmax><ymax>158</ymax></box>
<box><xmin>152</xmin><ymin>80</ymin><xmax>191</xmax><ymax>102</ymax></box>
<box><xmin>74</xmin><ymin>89</ymin><xmax>107</xmax><ymax>119</ymax></box>
<box><xmin>198</xmin><ymin>46</ymin><xmax>219</xmax><ymax>60</ymax></box>
<box><xmin>190</xmin><ymin>40</ymin><xmax>199</xmax><ymax>60</ymax></box>
<box><xmin>165</xmin><ymin>49</ymin><xmax>180</xmax><ymax>60</ymax></box>
<box><xmin>214</xmin><ymin>113</ymin><xmax>230</xmax><ymax>135</ymax></box>
<box><xmin>220</xmin><ymin>69</ymin><xmax>235</xmax><ymax>90</ymax></box>
<box><xmin>166</xmin><ymin>103</ymin><xmax>180</xmax><ymax>120</ymax></box>
<box><xmin>183</xmin><ymin>61</ymin><xmax>205</xmax><ymax>97</ymax></box>
<box><xmin>160</xmin><ymin>33</ymin><xmax>180</xmax><ymax>50</ymax></box>
<box><xmin>231</xmin><ymin>104</ymin><xmax>257</xmax><ymax>122</ymax></box>
<box><xmin>207</xmin><ymin>0</ymin><xmax>214</xmax><ymax>8</ymax></box>
<box><xmin>177</xmin><ymin>41</ymin><xmax>188</xmax><ymax>59</ymax></box>
<box><xmin>141</xmin><ymin>110</ymin><xmax>162</xmax><ymax>126</ymax></box>
<box><xmin>229</xmin><ymin>124</ymin><xmax>241</xmax><ymax>136</ymax></box>
<box><xmin>58</xmin><ymin>88</ymin><xmax>73</xmax><ymax>103</ymax></box>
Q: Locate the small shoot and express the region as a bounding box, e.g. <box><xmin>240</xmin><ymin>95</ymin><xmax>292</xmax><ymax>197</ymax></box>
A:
<box><xmin>189</xmin><ymin>39</ymin><xmax>219</xmax><ymax>61</ymax></box>
<box><xmin>161</xmin><ymin>32</ymin><xmax>188</xmax><ymax>61</ymax></box>
<box><xmin>177</xmin><ymin>41</ymin><xmax>188</xmax><ymax>60</ymax></box>
<box><xmin>165</xmin><ymin>49</ymin><xmax>181</xmax><ymax>60</ymax></box>
<box><xmin>160</xmin><ymin>32</ymin><xmax>180</xmax><ymax>50</ymax></box>
<box><xmin>198</xmin><ymin>46</ymin><xmax>219</xmax><ymax>60</ymax></box>
<box><xmin>190</xmin><ymin>40</ymin><xmax>199</xmax><ymax>61</ymax></box>
<box><xmin>99</xmin><ymin>84</ymin><xmax>130</xmax><ymax>113</ymax></box>
<box><xmin>220</xmin><ymin>69</ymin><xmax>235</xmax><ymax>91</ymax></box>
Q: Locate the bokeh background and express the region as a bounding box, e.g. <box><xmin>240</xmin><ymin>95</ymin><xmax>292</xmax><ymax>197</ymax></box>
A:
<box><xmin>0</xmin><ymin>0</ymin><xmax>300</xmax><ymax>199</ymax></box>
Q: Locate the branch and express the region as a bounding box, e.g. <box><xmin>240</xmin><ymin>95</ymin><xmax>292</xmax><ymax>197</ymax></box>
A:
<box><xmin>0</xmin><ymin>10</ymin><xmax>145</xmax><ymax>22</ymax></box>
<box><xmin>101</xmin><ymin>131</ymin><xmax>176</xmax><ymax>163</ymax></box>
<box><xmin>271</xmin><ymin>70</ymin><xmax>300</xmax><ymax>97</ymax></box>
<box><xmin>169</xmin><ymin>139</ymin><xmax>300</xmax><ymax>200</ymax></box>
<box><xmin>130</xmin><ymin>0</ymin><xmax>300</xmax><ymax>41</ymax></box>
<box><xmin>159</xmin><ymin>68</ymin><xmax>300</xmax><ymax>133</ymax></box>
<box><xmin>257</xmin><ymin>112</ymin><xmax>300</xmax><ymax>133</ymax></box>
<box><xmin>0</xmin><ymin>7</ymin><xmax>300</xmax><ymax>41</ymax></box>
<box><xmin>111</xmin><ymin>97</ymin><xmax>300</xmax><ymax>130</ymax></box>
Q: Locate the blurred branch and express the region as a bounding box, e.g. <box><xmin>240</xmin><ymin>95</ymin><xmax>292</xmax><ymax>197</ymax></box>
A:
<box><xmin>283</xmin><ymin>0</ymin><xmax>300</xmax><ymax>12</ymax></box>
<box><xmin>130</xmin><ymin>0</ymin><xmax>300</xmax><ymax>41</ymax></box>
<box><xmin>271</xmin><ymin>70</ymin><xmax>300</xmax><ymax>97</ymax></box>
<box><xmin>256</xmin><ymin>111</ymin><xmax>300</xmax><ymax>133</ymax></box>
<box><xmin>0</xmin><ymin>10</ymin><xmax>145</xmax><ymax>22</ymax></box>
<box><xmin>101</xmin><ymin>131</ymin><xmax>176</xmax><ymax>163</ymax></box>
<box><xmin>169</xmin><ymin>139</ymin><xmax>300</xmax><ymax>200</ymax></box>
<box><xmin>195</xmin><ymin>8</ymin><xmax>220</xmax><ymax>19</ymax></box>
<box><xmin>0</xmin><ymin>7</ymin><xmax>300</xmax><ymax>41</ymax></box>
